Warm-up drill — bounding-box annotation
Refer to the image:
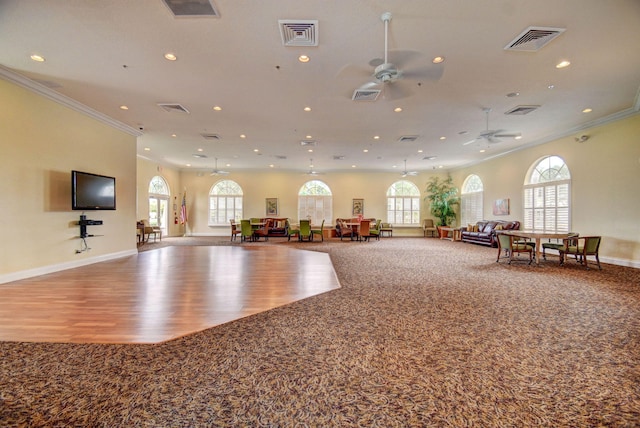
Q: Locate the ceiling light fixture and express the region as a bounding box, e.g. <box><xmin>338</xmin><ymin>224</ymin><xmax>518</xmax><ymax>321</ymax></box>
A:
<box><xmin>439</xmin><ymin>136</ymin><xmax>446</xmax><ymax>140</ymax></box>
<box><xmin>394</xmin><ymin>107</ymin><xmax>402</xmax><ymax>112</ymax></box>
<box><xmin>240</xmin><ymin>134</ymin><xmax>246</xmax><ymax>138</ymax></box>
<box><xmin>30</xmin><ymin>54</ymin><xmax>45</xmax><ymax>62</ymax></box>
<box><xmin>304</xmin><ymin>106</ymin><xmax>311</xmax><ymax>112</ymax></box>
<box><xmin>582</xmin><ymin>108</ymin><xmax>593</xmax><ymax>113</ymax></box>
<box><xmin>164</xmin><ymin>53</ymin><xmax>177</xmax><ymax>61</ymax></box>
<box><xmin>363</xmin><ymin>149</ymin><xmax>369</xmax><ymax>153</ymax></box>
<box><xmin>373</xmin><ymin>136</ymin><xmax>380</xmax><ymax>140</ymax></box>
<box><xmin>556</xmin><ymin>60</ymin><xmax>571</xmax><ymax>68</ymax></box>
<box><xmin>298</xmin><ymin>55</ymin><xmax>310</xmax><ymax>63</ymax></box>
<box><xmin>213</xmin><ymin>106</ymin><xmax>222</xmax><ymax>111</ymax></box>
<box><xmin>515</xmin><ymin>135</ymin><xmax>523</xmax><ymax>140</ymax></box>
<box><xmin>432</xmin><ymin>56</ymin><xmax>445</xmax><ymax>64</ymax></box>
<box><xmin>119</xmin><ymin>105</ymin><xmax>129</xmax><ymax>110</ymax></box>
<box><xmin>144</xmin><ymin>147</ymin><xmax>151</xmax><ymax>151</ymax></box>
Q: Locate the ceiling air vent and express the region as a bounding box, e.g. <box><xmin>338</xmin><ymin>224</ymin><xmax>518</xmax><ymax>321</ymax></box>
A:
<box><xmin>192</xmin><ymin>153</ymin><xmax>208</xmax><ymax>158</ymax></box>
<box><xmin>352</xmin><ymin>89</ymin><xmax>381</xmax><ymax>101</ymax></box>
<box><xmin>300</xmin><ymin>140</ymin><xmax>316</xmax><ymax>147</ymax></box>
<box><xmin>279</xmin><ymin>20</ymin><xmax>318</xmax><ymax>46</ymax></box>
<box><xmin>201</xmin><ymin>133</ymin><xmax>221</xmax><ymax>140</ymax></box>
<box><xmin>505</xmin><ymin>26</ymin><xmax>566</xmax><ymax>52</ymax></box>
<box><xmin>333</xmin><ymin>155</ymin><xmax>345</xmax><ymax>160</ymax></box>
<box><xmin>162</xmin><ymin>0</ymin><xmax>220</xmax><ymax>17</ymax></box>
<box><xmin>505</xmin><ymin>105</ymin><xmax>540</xmax><ymax>115</ymax></box>
<box><xmin>158</xmin><ymin>103</ymin><xmax>190</xmax><ymax>114</ymax></box>
<box><xmin>274</xmin><ymin>155</ymin><xmax>287</xmax><ymax>160</ymax></box>
<box><xmin>398</xmin><ymin>135</ymin><xmax>419</xmax><ymax>143</ymax></box>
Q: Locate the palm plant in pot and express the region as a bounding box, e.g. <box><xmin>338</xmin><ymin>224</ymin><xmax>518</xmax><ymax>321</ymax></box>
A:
<box><xmin>425</xmin><ymin>175</ymin><xmax>460</xmax><ymax>235</ymax></box>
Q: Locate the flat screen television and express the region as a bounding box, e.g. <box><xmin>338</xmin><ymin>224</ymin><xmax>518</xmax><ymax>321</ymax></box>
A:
<box><xmin>71</xmin><ymin>170</ymin><xmax>116</xmax><ymax>210</ymax></box>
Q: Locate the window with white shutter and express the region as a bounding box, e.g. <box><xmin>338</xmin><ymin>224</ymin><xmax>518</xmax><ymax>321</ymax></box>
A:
<box><xmin>523</xmin><ymin>156</ymin><xmax>571</xmax><ymax>232</ymax></box>
<box><xmin>461</xmin><ymin>174</ymin><xmax>484</xmax><ymax>225</ymax></box>
<box><xmin>298</xmin><ymin>180</ymin><xmax>332</xmax><ymax>225</ymax></box>
<box><xmin>386</xmin><ymin>181</ymin><xmax>420</xmax><ymax>225</ymax></box>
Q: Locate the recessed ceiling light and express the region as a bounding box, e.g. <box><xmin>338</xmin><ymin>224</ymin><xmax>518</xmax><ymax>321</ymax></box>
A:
<box><xmin>439</xmin><ymin>136</ymin><xmax>446</xmax><ymax>140</ymax></box>
<box><xmin>394</xmin><ymin>107</ymin><xmax>402</xmax><ymax>112</ymax></box>
<box><xmin>197</xmin><ymin>148</ymin><xmax>204</xmax><ymax>152</ymax></box>
<box><xmin>240</xmin><ymin>134</ymin><xmax>246</xmax><ymax>139</ymax></box>
<box><xmin>298</xmin><ymin>55</ymin><xmax>310</xmax><ymax>63</ymax></box>
<box><xmin>304</xmin><ymin>106</ymin><xmax>312</xmax><ymax>112</ymax></box>
<box><xmin>164</xmin><ymin>53</ymin><xmax>177</xmax><ymax>61</ymax></box>
<box><xmin>226</xmin><ymin>163</ymin><xmax>231</xmax><ymax>167</ymax></box>
<box><xmin>363</xmin><ymin>149</ymin><xmax>369</xmax><ymax>153</ymax></box>
<box><xmin>515</xmin><ymin>135</ymin><xmax>523</xmax><ymax>140</ymax></box>
<box><xmin>548</xmin><ymin>84</ymin><xmax>555</xmax><ymax>89</ymax></box>
<box><xmin>253</xmin><ymin>149</ymin><xmax>259</xmax><ymax>152</ymax></box>
<box><xmin>582</xmin><ymin>108</ymin><xmax>593</xmax><ymax>113</ymax></box>
<box><xmin>556</xmin><ymin>60</ymin><xmax>571</xmax><ymax>69</ymax></box>
<box><xmin>351</xmin><ymin>165</ymin><xmax>357</xmax><ymax>168</ymax></box>
<box><xmin>30</xmin><ymin>54</ymin><xmax>45</xmax><ymax>62</ymax></box>
<box><xmin>269</xmin><ymin>164</ymin><xmax>275</xmax><ymax>168</ymax></box>
<box><xmin>171</xmin><ymin>134</ymin><xmax>177</xmax><ymax>137</ymax></box>
<box><xmin>432</xmin><ymin>56</ymin><xmax>445</xmax><ymax>64</ymax></box>
<box><xmin>212</xmin><ymin>106</ymin><xmax>222</xmax><ymax>111</ymax></box>
<box><xmin>306</xmin><ymin>135</ymin><xmax>313</xmax><ymax>139</ymax></box>
<box><xmin>373</xmin><ymin>135</ymin><xmax>380</xmax><ymax>140</ymax></box>
<box><xmin>438</xmin><ymin>165</ymin><xmax>444</xmax><ymax>169</ymax></box>
<box><xmin>119</xmin><ymin>105</ymin><xmax>129</xmax><ymax>110</ymax></box>
<box><xmin>186</xmin><ymin>163</ymin><xmax>191</xmax><ymax>167</ymax></box>
<box><xmin>144</xmin><ymin>147</ymin><xmax>151</xmax><ymax>151</ymax></box>
<box><xmin>479</xmin><ymin>149</ymin><xmax>486</xmax><ymax>153</ymax></box>
<box><xmin>308</xmin><ymin>148</ymin><xmax>313</xmax><ymax>153</ymax></box>
<box><xmin>417</xmin><ymin>149</ymin><xmax>423</xmax><ymax>153</ymax></box>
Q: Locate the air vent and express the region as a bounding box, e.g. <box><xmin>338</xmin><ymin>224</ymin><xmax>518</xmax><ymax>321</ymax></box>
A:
<box><xmin>274</xmin><ymin>155</ymin><xmax>287</xmax><ymax>160</ymax></box>
<box><xmin>398</xmin><ymin>135</ymin><xmax>419</xmax><ymax>143</ymax></box>
<box><xmin>162</xmin><ymin>0</ymin><xmax>220</xmax><ymax>17</ymax></box>
<box><xmin>333</xmin><ymin>155</ymin><xmax>345</xmax><ymax>160</ymax></box>
<box><xmin>192</xmin><ymin>153</ymin><xmax>208</xmax><ymax>158</ymax></box>
<box><xmin>201</xmin><ymin>133</ymin><xmax>221</xmax><ymax>140</ymax></box>
<box><xmin>423</xmin><ymin>156</ymin><xmax>437</xmax><ymax>160</ymax></box>
<box><xmin>158</xmin><ymin>103</ymin><xmax>190</xmax><ymax>114</ymax></box>
<box><xmin>505</xmin><ymin>26</ymin><xmax>566</xmax><ymax>52</ymax></box>
<box><xmin>300</xmin><ymin>140</ymin><xmax>316</xmax><ymax>147</ymax></box>
<box><xmin>352</xmin><ymin>88</ymin><xmax>381</xmax><ymax>101</ymax></box>
<box><xmin>279</xmin><ymin>20</ymin><xmax>318</xmax><ymax>46</ymax></box>
<box><xmin>505</xmin><ymin>105</ymin><xmax>540</xmax><ymax>115</ymax></box>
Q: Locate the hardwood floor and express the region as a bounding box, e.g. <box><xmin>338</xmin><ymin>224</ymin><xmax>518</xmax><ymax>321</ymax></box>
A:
<box><xmin>0</xmin><ymin>246</ymin><xmax>340</xmax><ymax>344</ymax></box>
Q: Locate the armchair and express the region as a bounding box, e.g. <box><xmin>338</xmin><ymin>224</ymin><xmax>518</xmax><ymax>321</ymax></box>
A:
<box><xmin>422</xmin><ymin>219</ymin><xmax>437</xmax><ymax>238</ymax></box>
<box><xmin>496</xmin><ymin>233</ymin><xmax>533</xmax><ymax>265</ymax></box>
<box><xmin>240</xmin><ymin>220</ymin><xmax>254</xmax><ymax>242</ymax></box>
<box><xmin>141</xmin><ymin>219</ymin><xmax>162</xmax><ymax>243</ymax></box>
<box><xmin>253</xmin><ymin>219</ymin><xmax>271</xmax><ymax>241</ymax></box>
<box><xmin>380</xmin><ymin>223</ymin><xmax>393</xmax><ymax>237</ymax></box>
<box><xmin>338</xmin><ymin>220</ymin><xmax>354</xmax><ymax>241</ymax></box>
<box><xmin>559</xmin><ymin>236</ymin><xmax>602</xmax><ymax>270</ymax></box>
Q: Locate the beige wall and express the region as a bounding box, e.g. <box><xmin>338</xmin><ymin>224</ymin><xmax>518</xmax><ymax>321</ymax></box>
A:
<box><xmin>0</xmin><ymin>78</ymin><xmax>138</xmax><ymax>282</ymax></box>
<box><xmin>451</xmin><ymin>113</ymin><xmax>640</xmax><ymax>267</ymax></box>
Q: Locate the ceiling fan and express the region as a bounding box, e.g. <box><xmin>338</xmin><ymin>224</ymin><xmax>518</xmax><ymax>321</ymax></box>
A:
<box><xmin>350</xmin><ymin>12</ymin><xmax>444</xmax><ymax>101</ymax></box>
<box><xmin>210</xmin><ymin>158</ymin><xmax>229</xmax><ymax>176</ymax></box>
<box><xmin>401</xmin><ymin>159</ymin><xmax>418</xmax><ymax>177</ymax></box>
<box><xmin>463</xmin><ymin>108</ymin><xmax>521</xmax><ymax>146</ymax></box>
<box><xmin>304</xmin><ymin>159</ymin><xmax>324</xmax><ymax>176</ymax></box>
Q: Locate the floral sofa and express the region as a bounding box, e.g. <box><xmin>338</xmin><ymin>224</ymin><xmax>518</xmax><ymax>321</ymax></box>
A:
<box><xmin>460</xmin><ymin>220</ymin><xmax>521</xmax><ymax>247</ymax></box>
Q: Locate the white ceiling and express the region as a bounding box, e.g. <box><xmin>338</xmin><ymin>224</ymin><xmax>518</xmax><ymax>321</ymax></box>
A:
<box><xmin>2</xmin><ymin>0</ymin><xmax>640</xmax><ymax>175</ymax></box>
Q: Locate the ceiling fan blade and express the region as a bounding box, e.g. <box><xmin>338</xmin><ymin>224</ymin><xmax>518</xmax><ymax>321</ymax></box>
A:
<box><xmin>359</xmin><ymin>81</ymin><xmax>382</xmax><ymax>90</ymax></box>
<box><xmin>487</xmin><ymin>136</ymin><xmax>502</xmax><ymax>144</ymax></box>
<box><xmin>493</xmin><ymin>132</ymin><xmax>521</xmax><ymax>138</ymax></box>
<box><xmin>463</xmin><ymin>138</ymin><xmax>479</xmax><ymax>146</ymax></box>
<box><xmin>387</xmin><ymin>50</ymin><xmax>423</xmax><ymax>69</ymax></box>
<box><xmin>382</xmin><ymin>81</ymin><xmax>412</xmax><ymax>100</ymax></box>
<box><xmin>402</xmin><ymin>63</ymin><xmax>445</xmax><ymax>82</ymax></box>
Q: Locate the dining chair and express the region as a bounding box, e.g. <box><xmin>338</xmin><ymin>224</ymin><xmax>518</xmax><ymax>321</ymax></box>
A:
<box><xmin>559</xmin><ymin>236</ymin><xmax>602</xmax><ymax>270</ymax></box>
<box><xmin>253</xmin><ymin>219</ymin><xmax>271</xmax><ymax>241</ymax></box>
<box><xmin>286</xmin><ymin>219</ymin><xmax>299</xmax><ymax>241</ymax></box>
<box><xmin>240</xmin><ymin>220</ymin><xmax>254</xmax><ymax>242</ymax></box>
<box><xmin>141</xmin><ymin>219</ymin><xmax>162</xmax><ymax>242</ymax></box>
<box><xmin>422</xmin><ymin>219</ymin><xmax>437</xmax><ymax>238</ymax></box>
<box><xmin>542</xmin><ymin>232</ymin><xmax>578</xmax><ymax>260</ymax></box>
<box><xmin>369</xmin><ymin>219</ymin><xmax>382</xmax><ymax>240</ymax></box>
<box><xmin>311</xmin><ymin>219</ymin><xmax>325</xmax><ymax>242</ymax></box>
<box><xmin>496</xmin><ymin>233</ymin><xmax>533</xmax><ymax>265</ymax></box>
<box><xmin>299</xmin><ymin>219</ymin><xmax>312</xmax><ymax>241</ymax></box>
<box><xmin>229</xmin><ymin>219</ymin><xmax>241</xmax><ymax>241</ymax></box>
<box><xmin>339</xmin><ymin>220</ymin><xmax>354</xmax><ymax>241</ymax></box>
<box><xmin>358</xmin><ymin>219</ymin><xmax>371</xmax><ymax>242</ymax></box>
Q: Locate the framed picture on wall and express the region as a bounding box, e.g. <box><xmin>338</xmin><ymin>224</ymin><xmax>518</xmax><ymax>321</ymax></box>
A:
<box><xmin>352</xmin><ymin>198</ymin><xmax>364</xmax><ymax>216</ymax></box>
<box><xmin>493</xmin><ymin>198</ymin><xmax>510</xmax><ymax>216</ymax></box>
<box><xmin>266</xmin><ymin>198</ymin><xmax>278</xmax><ymax>216</ymax></box>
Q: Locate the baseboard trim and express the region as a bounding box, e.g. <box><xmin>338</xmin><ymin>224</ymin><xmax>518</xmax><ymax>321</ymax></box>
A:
<box><xmin>0</xmin><ymin>249</ymin><xmax>138</xmax><ymax>285</ymax></box>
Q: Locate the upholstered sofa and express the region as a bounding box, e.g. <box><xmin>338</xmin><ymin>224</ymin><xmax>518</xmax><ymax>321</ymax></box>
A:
<box><xmin>259</xmin><ymin>218</ymin><xmax>290</xmax><ymax>237</ymax></box>
<box><xmin>460</xmin><ymin>220</ymin><xmax>521</xmax><ymax>247</ymax></box>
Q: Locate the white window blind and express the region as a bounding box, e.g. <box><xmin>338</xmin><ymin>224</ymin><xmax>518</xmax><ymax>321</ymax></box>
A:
<box><xmin>524</xmin><ymin>156</ymin><xmax>571</xmax><ymax>233</ymax></box>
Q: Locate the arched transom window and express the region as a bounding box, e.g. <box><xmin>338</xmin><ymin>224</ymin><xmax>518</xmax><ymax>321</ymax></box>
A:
<box><xmin>209</xmin><ymin>180</ymin><xmax>243</xmax><ymax>225</ymax></box>
<box><xmin>148</xmin><ymin>176</ymin><xmax>169</xmax><ymax>229</ymax></box>
<box><xmin>524</xmin><ymin>156</ymin><xmax>571</xmax><ymax>232</ymax></box>
<box><xmin>386</xmin><ymin>180</ymin><xmax>420</xmax><ymax>225</ymax></box>
<box><xmin>461</xmin><ymin>174</ymin><xmax>484</xmax><ymax>226</ymax></box>
<box><xmin>298</xmin><ymin>180</ymin><xmax>332</xmax><ymax>225</ymax></box>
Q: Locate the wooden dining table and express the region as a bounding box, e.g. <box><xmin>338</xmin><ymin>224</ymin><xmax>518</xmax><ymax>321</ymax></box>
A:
<box><xmin>502</xmin><ymin>230</ymin><xmax>570</xmax><ymax>265</ymax></box>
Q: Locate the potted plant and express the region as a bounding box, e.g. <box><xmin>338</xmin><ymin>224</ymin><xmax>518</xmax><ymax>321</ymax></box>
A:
<box><xmin>425</xmin><ymin>176</ymin><xmax>460</xmax><ymax>235</ymax></box>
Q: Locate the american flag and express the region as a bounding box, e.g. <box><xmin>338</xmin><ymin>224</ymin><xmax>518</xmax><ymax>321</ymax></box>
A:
<box><xmin>180</xmin><ymin>191</ymin><xmax>188</xmax><ymax>225</ymax></box>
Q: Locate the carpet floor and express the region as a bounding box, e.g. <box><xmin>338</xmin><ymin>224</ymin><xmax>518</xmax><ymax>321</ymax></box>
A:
<box><xmin>1</xmin><ymin>236</ymin><xmax>639</xmax><ymax>427</ymax></box>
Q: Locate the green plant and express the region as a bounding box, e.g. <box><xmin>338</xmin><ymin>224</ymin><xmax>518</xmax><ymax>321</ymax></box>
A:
<box><xmin>425</xmin><ymin>175</ymin><xmax>460</xmax><ymax>226</ymax></box>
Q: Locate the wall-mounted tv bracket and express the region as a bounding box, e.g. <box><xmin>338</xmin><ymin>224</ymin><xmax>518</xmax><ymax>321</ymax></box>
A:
<box><xmin>78</xmin><ymin>215</ymin><xmax>103</xmax><ymax>238</ymax></box>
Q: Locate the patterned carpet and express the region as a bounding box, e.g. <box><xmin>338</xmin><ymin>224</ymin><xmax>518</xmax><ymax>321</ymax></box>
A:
<box><xmin>1</xmin><ymin>237</ymin><xmax>639</xmax><ymax>426</ymax></box>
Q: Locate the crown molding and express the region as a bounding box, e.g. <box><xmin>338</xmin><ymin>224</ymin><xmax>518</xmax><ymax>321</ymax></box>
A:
<box><xmin>0</xmin><ymin>65</ymin><xmax>142</xmax><ymax>137</ymax></box>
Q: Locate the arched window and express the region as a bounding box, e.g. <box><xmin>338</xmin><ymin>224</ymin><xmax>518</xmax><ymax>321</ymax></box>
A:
<box><xmin>298</xmin><ymin>180</ymin><xmax>332</xmax><ymax>225</ymax></box>
<box><xmin>148</xmin><ymin>176</ymin><xmax>170</xmax><ymax>233</ymax></box>
<box><xmin>524</xmin><ymin>156</ymin><xmax>571</xmax><ymax>232</ymax></box>
<box><xmin>209</xmin><ymin>180</ymin><xmax>243</xmax><ymax>225</ymax></box>
<box><xmin>386</xmin><ymin>180</ymin><xmax>420</xmax><ymax>225</ymax></box>
<box><xmin>461</xmin><ymin>174</ymin><xmax>484</xmax><ymax>226</ymax></box>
